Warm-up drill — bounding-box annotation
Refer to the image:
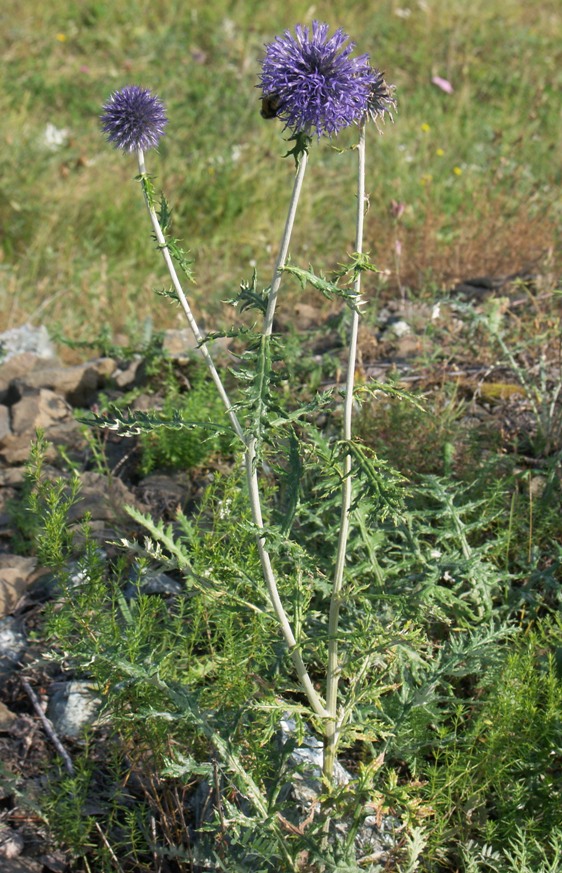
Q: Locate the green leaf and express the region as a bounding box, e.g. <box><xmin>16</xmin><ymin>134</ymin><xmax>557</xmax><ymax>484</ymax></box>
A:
<box><xmin>281</xmin><ymin>263</ymin><xmax>361</xmax><ymax>309</ymax></box>
<box><xmin>79</xmin><ymin>406</ymin><xmax>232</xmax><ymax>438</ymax></box>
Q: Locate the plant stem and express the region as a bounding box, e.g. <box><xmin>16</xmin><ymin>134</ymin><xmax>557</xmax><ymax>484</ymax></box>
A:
<box><xmin>136</xmin><ymin>149</ymin><xmax>245</xmax><ymax>446</ymax></box>
<box><xmin>323</xmin><ymin>122</ymin><xmax>367</xmax><ymax>781</ymax></box>
<box><xmin>263</xmin><ymin>150</ymin><xmax>308</xmax><ymax>337</ymax></box>
<box><xmin>245</xmin><ymin>149</ymin><xmax>327</xmax><ymax>720</ymax></box>
<box><xmin>245</xmin><ymin>451</ymin><xmax>327</xmax><ymax>720</ymax></box>
<box><xmin>137</xmin><ymin>148</ymin><xmax>325</xmax><ymax>720</ymax></box>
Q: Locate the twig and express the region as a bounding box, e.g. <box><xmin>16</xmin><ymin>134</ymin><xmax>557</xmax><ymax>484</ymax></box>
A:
<box><xmin>94</xmin><ymin>821</ymin><xmax>126</xmax><ymax>873</ymax></box>
<box><xmin>21</xmin><ymin>678</ymin><xmax>75</xmax><ymax>776</ymax></box>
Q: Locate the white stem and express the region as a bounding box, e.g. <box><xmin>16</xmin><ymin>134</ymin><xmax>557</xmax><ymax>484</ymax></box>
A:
<box><xmin>136</xmin><ymin>149</ymin><xmax>245</xmax><ymax>445</ymax></box>
<box><xmin>245</xmin><ymin>452</ymin><xmax>327</xmax><ymax>719</ymax></box>
<box><xmin>263</xmin><ymin>150</ymin><xmax>308</xmax><ymax>337</ymax></box>
<box><xmin>136</xmin><ymin>148</ymin><xmax>326</xmax><ymax>720</ymax></box>
<box><xmin>324</xmin><ymin>121</ymin><xmax>367</xmax><ymax>781</ymax></box>
<box><xmin>245</xmin><ymin>149</ymin><xmax>327</xmax><ymax>720</ymax></box>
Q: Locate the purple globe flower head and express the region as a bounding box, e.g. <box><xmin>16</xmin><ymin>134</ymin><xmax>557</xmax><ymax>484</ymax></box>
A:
<box><xmin>259</xmin><ymin>21</ymin><xmax>378</xmax><ymax>139</ymax></box>
<box><xmin>101</xmin><ymin>85</ymin><xmax>168</xmax><ymax>153</ymax></box>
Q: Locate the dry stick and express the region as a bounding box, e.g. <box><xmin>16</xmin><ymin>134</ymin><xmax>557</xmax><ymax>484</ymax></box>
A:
<box><xmin>136</xmin><ymin>149</ymin><xmax>326</xmax><ymax>722</ymax></box>
<box><xmin>323</xmin><ymin>120</ymin><xmax>367</xmax><ymax>782</ymax></box>
<box><xmin>21</xmin><ymin>678</ymin><xmax>75</xmax><ymax>776</ymax></box>
<box><xmin>94</xmin><ymin>822</ymin><xmax>126</xmax><ymax>873</ymax></box>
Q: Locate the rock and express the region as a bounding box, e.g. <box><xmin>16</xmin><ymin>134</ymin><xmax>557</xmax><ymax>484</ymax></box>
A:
<box><xmin>0</xmin><ymin>857</ymin><xmax>43</xmax><ymax>872</ymax></box>
<box><xmin>0</xmin><ymin>700</ymin><xmax>18</xmax><ymax>731</ymax></box>
<box><xmin>47</xmin><ymin>680</ymin><xmax>101</xmax><ymax>739</ymax></box>
<box><xmin>162</xmin><ymin>328</ymin><xmax>229</xmax><ymax>361</ymax></box>
<box><xmin>384</xmin><ymin>318</ymin><xmax>411</xmax><ymax>339</ymax></box>
<box><xmin>293</xmin><ymin>303</ymin><xmax>323</xmax><ymax>331</ymax></box>
<box><xmin>0</xmin><ymin>824</ymin><xmax>25</xmax><ymax>859</ymax></box>
<box><xmin>11</xmin><ymin>358</ymin><xmax>116</xmax><ymax>407</ymax></box>
<box><xmin>68</xmin><ymin>471</ymin><xmax>140</xmax><ymax>527</ymax></box>
<box><xmin>113</xmin><ymin>356</ymin><xmax>145</xmax><ymax>389</ymax></box>
<box><xmin>0</xmin><ymin>555</ymin><xmax>37</xmax><ymax>617</ymax></box>
<box><xmin>124</xmin><ymin>570</ymin><xmax>183</xmax><ymax>599</ymax></box>
<box><xmin>0</xmin><ymin>616</ymin><xmax>27</xmax><ymax>680</ymax></box>
<box><xmin>1</xmin><ymin>389</ymin><xmax>82</xmax><ymax>464</ymax></box>
<box><xmin>0</xmin><ymin>467</ymin><xmax>26</xmax><ymax>487</ymax></box>
<box><xmin>0</xmin><ymin>353</ymin><xmax>56</xmax><ymax>404</ymax></box>
<box><xmin>135</xmin><ymin>472</ymin><xmax>191</xmax><ymax>516</ymax></box>
<box><xmin>10</xmin><ymin>390</ymin><xmax>70</xmax><ymax>436</ymax></box>
<box><xmin>0</xmin><ymin>324</ymin><xmax>55</xmax><ymax>363</ymax></box>
<box><xmin>162</xmin><ymin>328</ymin><xmax>201</xmax><ymax>359</ymax></box>
<box><xmin>279</xmin><ymin>715</ymin><xmax>350</xmax><ymax>792</ymax></box>
<box><xmin>0</xmin><ymin>404</ymin><xmax>10</xmax><ymax>440</ymax></box>
<box><xmin>279</xmin><ymin>716</ymin><xmax>398</xmax><ymax>862</ymax></box>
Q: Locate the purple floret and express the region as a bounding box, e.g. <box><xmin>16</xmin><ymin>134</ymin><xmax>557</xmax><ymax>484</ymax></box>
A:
<box><xmin>259</xmin><ymin>21</ymin><xmax>378</xmax><ymax>138</ymax></box>
<box><xmin>101</xmin><ymin>85</ymin><xmax>168</xmax><ymax>152</ymax></box>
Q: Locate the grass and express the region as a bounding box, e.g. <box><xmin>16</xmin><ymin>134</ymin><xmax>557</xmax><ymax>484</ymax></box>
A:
<box><xmin>0</xmin><ymin>0</ymin><xmax>560</xmax><ymax>341</ymax></box>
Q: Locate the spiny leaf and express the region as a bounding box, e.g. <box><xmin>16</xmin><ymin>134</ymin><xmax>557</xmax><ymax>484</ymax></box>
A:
<box><xmin>157</xmin><ymin>192</ymin><xmax>172</xmax><ymax>234</ymax></box>
<box><xmin>79</xmin><ymin>406</ymin><xmax>232</xmax><ymax>438</ymax></box>
<box><xmin>338</xmin><ymin>439</ymin><xmax>407</xmax><ymax>522</ymax></box>
<box><xmin>225</xmin><ymin>270</ymin><xmax>270</xmax><ymax>314</ymax></box>
<box><xmin>282</xmin><ymin>131</ymin><xmax>311</xmax><ymax>167</ymax></box>
<box><xmin>155</xmin><ymin>237</ymin><xmax>195</xmax><ymax>283</ymax></box>
<box><xmin>281</xmin><ymin>263</ymin><xmax>361</xmax><ymax>310</ymax></box>
<box><xmin>137</xmin><ymin>172</ymin><xmax>157</xmax><ymax>209</ymax></box>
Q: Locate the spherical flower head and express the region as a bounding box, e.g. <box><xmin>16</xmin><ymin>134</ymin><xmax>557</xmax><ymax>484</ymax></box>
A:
<box><xmin>259</xmin><ymin>21</ymin><xmax>378</xmax><ymax>139</ymax></box>
<box><xmin>101</xmin><ymin>86</ymin><xmax>168</xmax><ymax>153</ymax></box>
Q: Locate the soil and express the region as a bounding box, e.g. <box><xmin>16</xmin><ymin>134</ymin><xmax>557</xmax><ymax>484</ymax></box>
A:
<box><xmin>0</xmin><ymin>269</ymin><xmax>560</xmax><ymax>871</ymax></box>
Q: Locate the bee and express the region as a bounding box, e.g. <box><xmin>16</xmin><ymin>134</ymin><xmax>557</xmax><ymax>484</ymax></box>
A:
<box><xmin>260</xmin><ymin>93</ymin><xmax>282</xmax><ymax>120</ymax></box>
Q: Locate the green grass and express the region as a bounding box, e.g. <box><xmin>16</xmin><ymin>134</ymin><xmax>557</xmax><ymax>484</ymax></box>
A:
<box><xmin>0</xmin><ymin>0</ymin><xmax>560</xmax><ymax>340</ymax></box>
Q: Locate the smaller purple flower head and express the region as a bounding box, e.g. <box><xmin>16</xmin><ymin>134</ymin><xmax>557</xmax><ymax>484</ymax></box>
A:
<box><xmin>259</xmin><ymin>21</ymin><xmax>378</xmax><ymax>138</ymax></box>
<box><xmin>101</xmin><ymin>85</ymin><xmax>167</xmax><ymax>153</ymax></box>
<box><xmin>366</xmin><ymin>69</ymin><xmax>397</xmax><ymax>132</ymax></box>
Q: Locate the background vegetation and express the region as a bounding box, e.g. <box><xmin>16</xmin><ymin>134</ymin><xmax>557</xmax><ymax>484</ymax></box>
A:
<box><xmin>0</xmin><ymin>0</ymin><xmax>560</xmax><ymax>341</ymax></box>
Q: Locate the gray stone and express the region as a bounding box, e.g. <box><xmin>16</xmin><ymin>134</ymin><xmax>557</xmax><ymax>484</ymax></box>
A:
<box><xmin>162</xmin><ymin>328</ymin><xmax>230</xmax><ymax>361</ymax></box>
<box><xmin>68</xmin><ymin>471</ymin><xmax>140</xmax><ymax>527</ymax></box>
<box><xmin>162</xmin><ymin>328</ymin><xmax>200</xmax><ymax>359</ymax></box>
<box><xmin>0</xmin><ymin>324</ymin><xmax>55</xmax><ymax>363</ymax></box>
<box><xmin>47</xmin><ymin>680</ymin><xmax>101</xmax><ymax>739</ymax></box>
<box><xmin>279</xmin><ymin>716</ymin><xmax>399</xmax><ymax>863</ymax></box>
<box><xmin>0</xmin><ymin>856</ymin><xmax>43</xmax><ymax>872</ymax></box>
<box><xmin>124</xmin><ymin>570</ymin><xmax>183</xmax><ymax>599</ymax></box>
<box><xmin>0</xmin><ymin>352</ymin><xmax>57</xmax><ymax>404</ymax></box>
<box><xmin>0</xmin><ymin>616</ymin><xmax>27</xmax><ymax>679</ymax></box>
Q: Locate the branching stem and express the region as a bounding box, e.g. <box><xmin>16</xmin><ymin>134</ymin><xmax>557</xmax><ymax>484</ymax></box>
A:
<box><xmin>246</xmin><ymin>149</ymin><xmax>327</xmax><ymax>720</ymax></box>
<box><xmin>137</xmin><ymin>148</ymin><xmax>326</xmax><ymax>721</ymax></box>
<box><xmin>324</xmin><ymin>121</ymin><xmax>367</xmax><ymax>781</ymax></box>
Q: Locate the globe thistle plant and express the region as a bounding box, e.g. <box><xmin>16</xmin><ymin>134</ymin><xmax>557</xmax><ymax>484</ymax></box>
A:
<box><xmin>98</xmin><ymin>26</ymin><xmax>399</xmax><ymax>796</ymax></box>
<box><xmin>259</xmin><ymin>21</ymin><xmax>378</xmax><ymax>138</ymax></box>
<box><xmin>101</xmin><ymin>85</ymin><xmax>167</xmax><ymax>153</ymax></box>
